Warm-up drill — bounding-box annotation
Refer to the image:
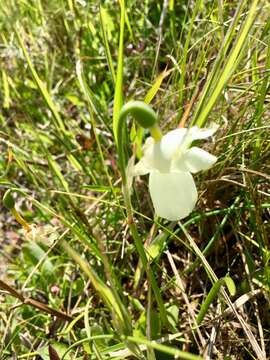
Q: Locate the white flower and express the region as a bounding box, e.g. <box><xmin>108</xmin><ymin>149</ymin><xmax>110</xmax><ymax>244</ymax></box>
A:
<box><xmin>133</xmin><ymin>126</ymin><xmax>217</xmax><ymax>221</ymax></box>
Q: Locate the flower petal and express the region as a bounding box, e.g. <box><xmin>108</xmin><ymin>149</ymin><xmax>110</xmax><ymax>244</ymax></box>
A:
<box><xmin>132</xmin><ymin>158</ymin><xmax>151</xmax><ymax>176</ymax></box>
<box><xmin>133</xmin><ymin>136</ymin><xmax>170</xmax><ymax>174</ymax></box>
<box><xmin>160</xmin><ymin>128</ymin><xmax>187</xmax><ymax>160</ymax></box>
<box><xmin>175</xmin><ymin>146</ymin><xmax>217</xmax><ymax>173</ymax></box>
<box><xmin>133</xmin><ymin>137</ymin><xmax>159</xmax><ymax>175</ymax></box>
<box><xmin>189</xmin><ymin>125</ymin><xmax>218</xmax><ymax>141</ymax></box>
<box><xmin>152</xmin><ymin>142</ymin><xmax>170</xmax><ymax>172</ymax></box>
<box><xmin>177</xmin><ymin>125</ymin><xmax>218</xmax><ymax>152</ymax></box>
<box><xmin>149</xmin><ymin>171</ymin><xmax>197</xmax><ymax>221</ymax></box>
<box><xmin>141</xmin><ymin>137</ymin><xmax>170</xmax><ymax>173</ymax></box>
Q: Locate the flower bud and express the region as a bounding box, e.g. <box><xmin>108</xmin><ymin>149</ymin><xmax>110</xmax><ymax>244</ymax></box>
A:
<box><xmin>3</xmin><ymin>189</ymin><xmax>15</xmax><ymax>209</ymax></box>
<box><xmin>120</xmin><ymin>101</ymin><xmax>157</xmax><ymax>129</ymax></box>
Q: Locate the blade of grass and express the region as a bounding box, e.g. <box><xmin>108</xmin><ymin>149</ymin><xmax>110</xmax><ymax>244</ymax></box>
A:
<box><xmin>179</xmin><ymin>222</ymin><xmax>265</xmax><ymax>359</ymax></box>
<box><xmin>124</xmin><ymin>6</ymin><xmax>134</xmax><ymax>42</ymax></box>
<box><xmin>144</xmin><ymin>68</ymin><xmax>173</xmax><ymax>105</ymax></box>
<box><xmin>178</xmin><ymin>0</ymin><xmax>201</xmax><ymax>117</ymax></box>
<box><xmin>76</xmin><ymin>59</ymin><xmax>124</xmax><ymax>214</ymax></box>
<box><xmin>121</xmin><ymin>335</ymin><xmax>203</xmax><ymax>360</ymax></box>
<box><xmin>135</xmin><ymin>68</ymin><xmax>173</xmax><ymax>158</ymax></box>
<box><xmin>60</xmin><ymin>240</ymin><xmax>132</xmax><ymax>333</ymax></box>
<box><xmin>113</xmin><ymin>0</ymin><xmax>125</xmax><ymax>144</ymax></box>
<box><xmin>61</xmin><ymin>334</ymin><xmax>203</xmax><ymax>360</ymax></box>
<box><xmin>196</xmin><ymin>277</ymin><xmax>236</xmax><ymax>326</ymax></box>
<box><xmin>100</xmin><ymin>5</ymin><xmax>116</xmax><ymax>84</ymax></box>
<box><xmin>60</xmin><ymin>239</ymin><xmax>142</xmax><ymax>358</ymax></box>
<box><xmin>253</xmin><ymin>24</ymin><xmax>270</xmax><ymax>155</ymax></box>
<box><xmin>2</xmin><ymin>69</ymin><xmax>10</xmax><ymax>109</ymax></box>
<box><xmin>192</xmin><ymin>0</ymin><xmax>259</xmax><ymax>127</ymax></box>
<box><xmin>190</xmin><ymin>1</ymin><xmax>246</xmax><ymax>122</ymax></box>
<box><xmin>15</xmin><ymin>25</ymin><xmax>66</xmax><ymax>133</ymax></box>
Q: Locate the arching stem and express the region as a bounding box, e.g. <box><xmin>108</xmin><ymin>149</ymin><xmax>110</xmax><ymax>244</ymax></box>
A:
<box><xmin>117</xmin><ymin>101</ymin><xmax>168</xmax><ymax>327</ymax></box>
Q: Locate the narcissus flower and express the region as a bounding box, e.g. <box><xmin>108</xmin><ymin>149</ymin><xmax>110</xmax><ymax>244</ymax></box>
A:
<box><xmin>133</xmin><ymin>126</ymin><xmax>217</xmax><ymax>221</ymax></box>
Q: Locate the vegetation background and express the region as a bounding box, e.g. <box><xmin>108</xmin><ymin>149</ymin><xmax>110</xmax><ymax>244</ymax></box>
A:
<box><xmin>0</xmin><ymin>0</ymin><xmax>269</xmax><ymax>359</ymax></box>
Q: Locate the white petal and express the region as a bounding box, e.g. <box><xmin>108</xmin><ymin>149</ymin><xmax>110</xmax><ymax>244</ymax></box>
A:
<box><xmin>160</xmin><ymin>128</ymin><xmax>187</xmax><ymax>160</ymax></box>
<box><xmin>171</xmin><ymin>158</ymin><xmax>190</xmax><ymax>172</ymax></box>
<box><xmin>134</xmin><ymin>137</ymin><xmax>170</xmax><ymax>174</ymax></box>
<box><xmin>134</xmin><ymin>137</ymin><xmax>157</xmax><ymax>175</ymax></box>
<box><xmin>143</xmin><ymin>137</ymin><xmax>170</xmax><ymax>173</ymax></box>
<box><xmin>149</xmin><ymin>171</ymin><xmax>197</xmax><ymax>221</ymax></box>
<box><xmin>132</xmin><ymin>158</ymin><xmax>151</xmax><ymax>176</ymax></box>
<box><xmin>176</xmin><ymin>146</ymin><xmax>217</xmax><ymax>174</ymax></box>
<box><xmin>189</xmin><ymin>125</ymin><xmax>218</xmax><ymax>141</ymax></box>
<box><xmin>142</xmin><ymin>137</ymin><xmax>155</xmax><ymax>152</ymax></box>
<box><xmin>152</xmin><ymin>142</ymin><xmax>171</xmax><ymax>172</ymax></box>
<box><xmin>177</xmin><ymin>125</ymin><xmax>218</xmax><ymax>152</ymax></box>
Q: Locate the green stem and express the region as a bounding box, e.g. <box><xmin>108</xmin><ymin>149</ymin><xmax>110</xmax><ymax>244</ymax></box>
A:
<box><xmin>117</xmin><ymin>101</ymin><xmax>159</xmax><ymax>178</ymax></box>
<box><xmin>117</xmin><ymin>101</ymin><xmax>168</xmax><ymax>327</ymax></box>
<box><xmin>196</xmin><ymin>276</ymin><xmax>236</xmax><ymax>326</ymax></box>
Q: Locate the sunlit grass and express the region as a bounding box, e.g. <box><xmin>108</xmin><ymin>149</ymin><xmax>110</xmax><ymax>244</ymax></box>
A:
<box><xmin>0</xmin><ymin>0</ymin><xmax>269</xmax><ymax>359</ymax></box>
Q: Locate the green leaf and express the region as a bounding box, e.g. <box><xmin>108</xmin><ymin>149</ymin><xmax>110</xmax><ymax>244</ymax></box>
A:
<box><xmin>146</xmin><ymin>231</ymin><xmax>169</xmax><ymax>263</ymax></box>
<box><xmin>112</xmin><ymin>0</ymin><xmax>125</xmax><ymax>144</ymax></box>
<box><xmin>166</xmin><ymin>304</ymin><xmax>179</xmax><ymax>331</ymax></box>
<box><xmin>23</xmin><ymin>241</ymin><xmax>55</xmax><ymax>278</ymax></box>
<box><xmin>192</xmin><ymin>0</ymin><xmax>259</xmax><ymax>127</ymax></box>
<box><xmin>144</xmin><ymin>69</ymin><xmax>172</xmax><ymax>105</ymax></box>
<box><xmin>100</xmin><ymin>5</ymin><xmax>116</xmax><ymax>83</ymax></box>
<box><xmin>223</xmin><ymin>276</ymin><xmax>236</xmax><ymax>296</ymax></box>
<box><xmin>15</xmin><ymin>26</ymin><xmax>66</xmax><ymax>133</ymax></box>
<box><xmin>38</xmin><ymin>343</ymin><xmax>71</xmax><ymax>360</ymax></box>
<box><xmin>196</xmin><ymin>276</ymin><xmax>236</xmax><ymax>325</ymax></box>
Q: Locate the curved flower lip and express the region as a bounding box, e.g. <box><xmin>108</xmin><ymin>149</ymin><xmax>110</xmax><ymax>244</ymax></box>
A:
<box><xmin>132</xmin><ymin>125</ymin><xmax>217</xmax><ymax>221</ymax></box>
<box><xmin>149</xmin><ymin>170</ymin><xmax>198</xmax><ymax>221</ymax></box>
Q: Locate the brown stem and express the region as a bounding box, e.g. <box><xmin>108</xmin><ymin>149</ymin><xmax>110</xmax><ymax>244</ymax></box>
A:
<box><xmin>178</xmin><ymin>77</ymin><xmax>206</xmax><ymax>128</ymax></box>
<box><xmin>0</xmin><ymin>279</ymin><xmax>84</xmax><ymax>327</ymax></box>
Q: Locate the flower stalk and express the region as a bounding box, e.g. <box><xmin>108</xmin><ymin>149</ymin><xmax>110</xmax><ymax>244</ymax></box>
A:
<box><xmin>117</xmin><ymin>101</ymin><xmax>168</xmax><ymax>326</ymax></box>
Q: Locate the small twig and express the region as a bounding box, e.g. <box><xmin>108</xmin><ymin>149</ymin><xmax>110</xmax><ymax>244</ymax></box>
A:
<box><xmin>223</xmin><ymin>289</ymin><xmax>262</xmax><ymax>316</ymax></box>
<box><xmin>0</xmin><ymin>279</ymin><xmax>83</xmax><ymax>327</ymax></box>
<box><xmin>178</xmin><ymin>77</ymin><xmax>206</xmax><ymax>128</ymax></box>
<box><xmin>0</xmin><ymin>279</ymin><xmax>24</xmax><ymax>302</ymax></box>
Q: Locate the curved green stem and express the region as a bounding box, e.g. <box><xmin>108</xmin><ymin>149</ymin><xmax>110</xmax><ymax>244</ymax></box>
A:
<box><xmin>117</xmin><ymin>101</ymin><xmax>162</xmax><ymax>181</ymax></box>
<box><xmin>117</xmin><ymin>101</ymin><xmax>168</xmax><ymax>327</ymax></box>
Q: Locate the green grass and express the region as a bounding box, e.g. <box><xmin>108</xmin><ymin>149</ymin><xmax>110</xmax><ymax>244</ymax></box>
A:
<box><xmin>0</xmin><ymin>0</ymin><xmax>270</xmax><ymax>359</ymax></box>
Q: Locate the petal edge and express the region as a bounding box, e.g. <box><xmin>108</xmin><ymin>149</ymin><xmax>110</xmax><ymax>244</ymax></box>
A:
<box><xmin>179</xmin><ymin>147</ymin><xmax>217</xmax><ymax>173</ymax></box>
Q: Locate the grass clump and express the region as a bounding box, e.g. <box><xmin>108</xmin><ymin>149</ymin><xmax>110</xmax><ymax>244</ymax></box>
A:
<box><xmin>0</xmin><ymin>1</ymin><xmax>269</xmax><ymax>359</ymax></box>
